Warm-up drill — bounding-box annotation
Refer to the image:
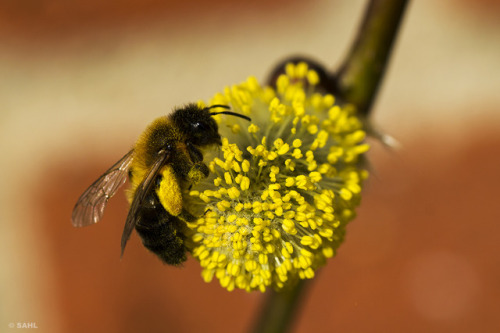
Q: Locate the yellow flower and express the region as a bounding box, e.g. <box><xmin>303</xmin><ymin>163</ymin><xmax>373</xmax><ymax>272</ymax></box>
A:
<box><xmin>184</xmin><ymin>62</ymin><xmax>369</xmax><ymax>292</ymax></box>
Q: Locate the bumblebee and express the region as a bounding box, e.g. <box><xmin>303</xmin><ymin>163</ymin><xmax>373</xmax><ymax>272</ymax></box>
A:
<box><xmin>72</xmin><ymin>104</ymin><xmax>250</xmax><ymax>265</ymax></box>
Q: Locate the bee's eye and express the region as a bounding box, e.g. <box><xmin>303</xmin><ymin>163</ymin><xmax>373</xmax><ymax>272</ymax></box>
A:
<box><xmin>192</xmin><ymin>122</ymin><xmax>208</xmax><ymax>132</ymax></box>
<box><xmin>186</xmin><ymin>116</ymin><xmax>220</xmax><ymax>146</ymax></box>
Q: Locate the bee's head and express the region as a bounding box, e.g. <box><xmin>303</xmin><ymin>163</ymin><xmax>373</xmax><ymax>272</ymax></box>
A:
<box><xmin>172</xmin><ymin>104</ymin><xmax>250</xmax><ymax>147</ymax></box>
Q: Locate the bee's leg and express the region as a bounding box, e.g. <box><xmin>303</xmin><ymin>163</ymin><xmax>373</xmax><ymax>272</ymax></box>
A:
<box><xmin>187</xmin><ymin>162</ymin><xmax>209</xmax><ymax>185</ymax></box>
<box><xmin>186</xmin><ymin>142</ymin><xmax>203</xmax><ymax>162</ymax></box>
<box><xmin>178</xmin><ymin>209</ymin><xmax>198</xmax><ymax>223</ymax></box>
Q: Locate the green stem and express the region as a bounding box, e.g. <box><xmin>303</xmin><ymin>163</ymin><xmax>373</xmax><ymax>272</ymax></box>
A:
<box><xmin>337</xmin><ymin>0</ymin><xmax>410</xmax><ymax>117</ymax></box>
<box><xmin>250</xmin><ymin>280</ymin><xmax>309</xmax><ymax>333</ymax></box>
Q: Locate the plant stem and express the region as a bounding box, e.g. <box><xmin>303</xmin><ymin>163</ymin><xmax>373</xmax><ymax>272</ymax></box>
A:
<box><xmin>250</xmin><ymin>280</ymin><xmax>309</xmax><ymax>333</ymax></box>
<box><xmin>337</xmin><ymin>0</ymin><xmax>409</xmax><ymax>117</ymax></box>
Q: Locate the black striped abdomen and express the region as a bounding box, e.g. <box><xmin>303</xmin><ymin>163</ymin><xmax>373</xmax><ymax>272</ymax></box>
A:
<box><xmin>134</xmin><ymin>194</ymin><xmax>187</xmax><ymax>266</ymax></box>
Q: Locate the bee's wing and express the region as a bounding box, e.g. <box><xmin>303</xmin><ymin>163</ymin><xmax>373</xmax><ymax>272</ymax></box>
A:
<box><xmin>72</xmin><ymin>150</ymin><xmax>134</xmax><ymax>227</ymax></box>
<box><xmin>120</xmin><ymin>149</ymin><xmax>170</xmax><ymax>257</ymax></box>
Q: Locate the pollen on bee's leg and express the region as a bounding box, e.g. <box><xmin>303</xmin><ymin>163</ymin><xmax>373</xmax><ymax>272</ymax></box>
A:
<box><xmin>157</xmin><ymin>166</ymin><xmax>183</xmax><ymax>216</ymax></box>
<box><xmin>188</xmin><ymin>163</ymin><xmax>210</xmax><ymax>184</ymax></box>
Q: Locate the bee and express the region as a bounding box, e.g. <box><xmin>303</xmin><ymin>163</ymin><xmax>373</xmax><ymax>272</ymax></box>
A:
<box><xmin>72</xmin><ymin>104</ymin><xmax>250</xmax><ymax>265</ymax></box>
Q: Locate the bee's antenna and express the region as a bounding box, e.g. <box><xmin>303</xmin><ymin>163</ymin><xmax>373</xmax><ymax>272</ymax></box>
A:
<box><xmin>206</xmin><ymin>104</ymin><xmax>231</xmax><ymax>111</ymax></box>
<box><xmin>206</xmin><ymin>104</ymin><xmax>251</xmax><ymax>122</ymax></box>
<box><xmin>211</xmin><ymin>111</ymin><xmax>251</xmax><ymax>122</ymax></box>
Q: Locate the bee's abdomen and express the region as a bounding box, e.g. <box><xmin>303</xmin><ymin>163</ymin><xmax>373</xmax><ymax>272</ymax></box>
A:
<box><xmin>134</xmin><ymin>200</ymin><xmax>187</xmax><ymax>266</ymax></box>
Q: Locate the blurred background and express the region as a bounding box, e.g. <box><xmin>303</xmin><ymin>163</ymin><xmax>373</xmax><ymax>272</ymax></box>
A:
<box><xmin>1</xmin><ymin>0</ymin><xmax>500</xmax><ymax>332</ymax></box>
